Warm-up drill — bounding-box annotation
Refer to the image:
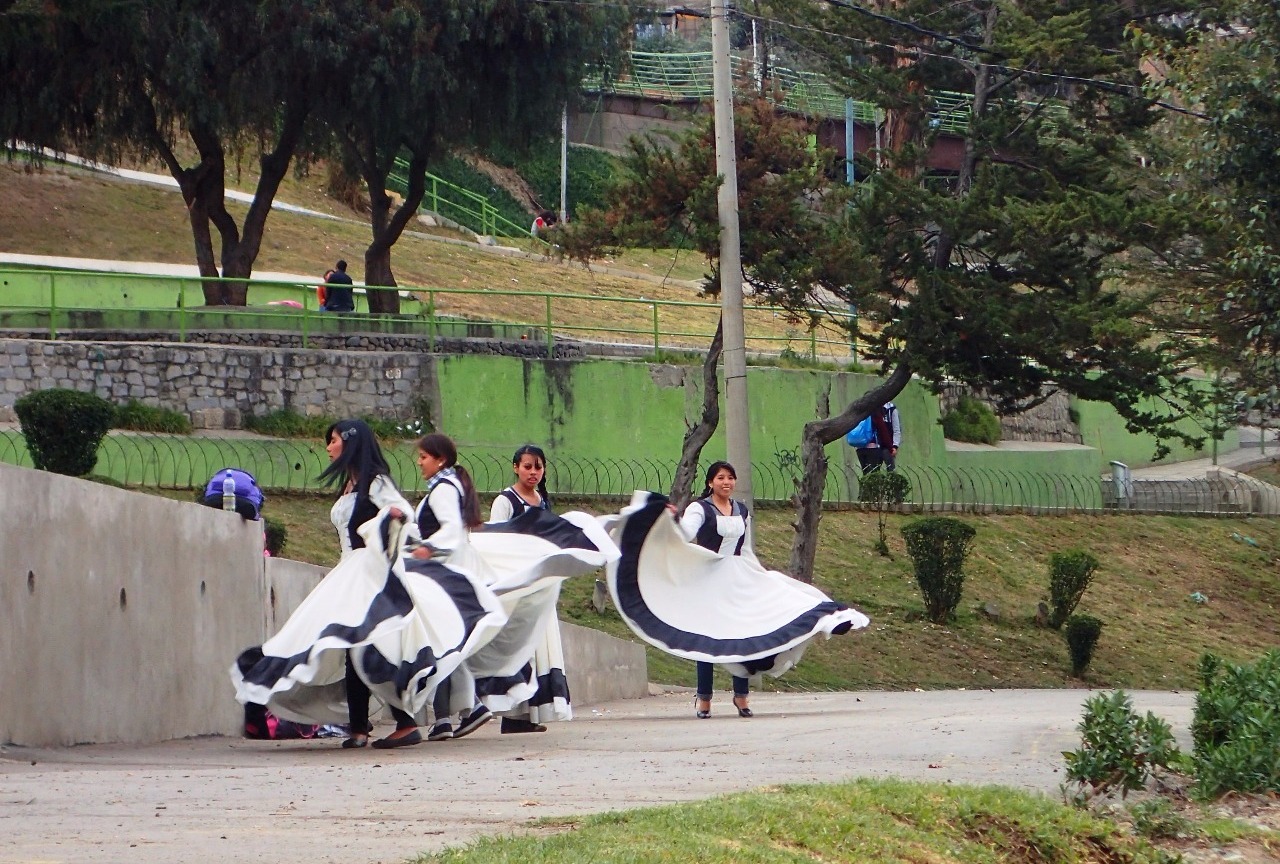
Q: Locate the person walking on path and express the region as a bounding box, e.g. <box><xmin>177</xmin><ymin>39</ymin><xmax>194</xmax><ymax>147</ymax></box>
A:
<box><xmin>322</xmin><ymin>260</ymin><xmax>355</xmax><ymax>312</ymax></box>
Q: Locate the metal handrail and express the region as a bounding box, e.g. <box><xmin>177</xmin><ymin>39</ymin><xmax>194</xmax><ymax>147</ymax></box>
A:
<box><xmin>387</xmin><ymin>158</ymin><xmax>548</xmax><ymax>245</ymax></box>
<box><xmin>0</xmin><ymin>266</ymin><xmax>858</xmax><ymax>360</ymax></box>
<box><xmin>583</xmin><ymin>51</ymin><xmax>975</xmax><ymax>135</ymax></box>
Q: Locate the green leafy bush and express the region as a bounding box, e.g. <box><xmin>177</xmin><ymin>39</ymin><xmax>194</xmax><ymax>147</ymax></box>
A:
<box><xmin>486</xmin><ymin>140</ymin><xmax>622</xmax><ymax>218</ymax></box>
<box><xmin>941</xmin><ymin>395</ymin><xmax>1001</xmax><ymax>445</ymax></box>
<box><xmin>15</xmin><ymin>388</ymin><xmax>115</xmax><ymax>476</ymax></box>
<box><xmin>1190</xmin><ymin>650</ymin><xmax>1280</xmax><ymax>798</ymax></box>
<box><xmin>264</xmin><ymin>517</ymin><xmax>288</xmax><ymax>557</ymax></box>
<box><xmin>113</xmin><ymin>400</ymin><xmax>193</xmax><ymax>434</ymax></box>
<box><xmin>860</xmin><ymin>470</ymin><xmax>911</xmax><ymax>556</ymax></box>
<box><xmin>424</xmin><ymin>154</ymin><xmax>529</xmax><ymax>231</ymax></box>
<box><xmin>1126</xmin><ymin>798</ymin><xmax>1193</xmax><ymax>840</ymax></box>
<box><xmin>244</xmin><ymin>409</ymin><xmax>328</xmax><ymax>439</ymax></box>
<box><xmin>901</xmin><ymin>517</ymin><xmax>975</xmax><ymax>623</ymax></box>
<box><xmin>1065</xmin><ymin>614</ymin><xmax>1103</xmax><ymax>676</ymax></box>
<box><xmin>1048</xmin><ymin>549</ymin><xmax>1101</xmax><ymax>629</ymax></box>
<box><xmin>1062</xmin><ymin>690</ymin><xmax>1180</xmax><ymax>800</ymax></box>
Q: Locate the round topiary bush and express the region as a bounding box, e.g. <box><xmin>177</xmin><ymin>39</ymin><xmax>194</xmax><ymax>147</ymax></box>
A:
<box><xmin>15</xmin><ymin>388</ymin><xmax>116</xmax><ymax>476</ymax></box>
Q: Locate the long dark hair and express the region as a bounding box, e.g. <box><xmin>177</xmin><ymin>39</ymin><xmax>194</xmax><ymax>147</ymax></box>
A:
<box><xmin>697</xmin><ymin>460</ymin><xmax>737</xmax><ymax>500</ymax></box>
<box><xmin>417</xmin><ymin>433</ymin><xmax>481</xmax><ymax>528</ymax></box>
<box><xmin>512</xmin><ymin>443</ymin><xmax>551</xmax><ymax>509</ymax></box>
<box><xmin>318</xmin><ymin>419</ymin><xmax>391</xmax><ymax>503</ymax></box>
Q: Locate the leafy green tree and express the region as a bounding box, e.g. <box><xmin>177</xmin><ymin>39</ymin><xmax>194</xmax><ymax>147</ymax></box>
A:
<box><xmin>0</xmin><ymin>0</ymin><xmax>356</xmax><ymax>304</ymax></box>
<box><xmin>1133</xmin><ymin>2</ymin><xmax>1280</xmax><ymax>427</ymax></box>
<box><xmin>560</xmin><ymin>100</ymin><xmax>854</xmax><ymax>508</ymax></box>
<box><xmin>314</xmin><ymin>0</ymin><xmax>636</xmax><ymax>313</ymax></box>
<box><xmin>573</xmin><ymin>3</ymin><xmax>1208</xmax><ymax>580</ymax></box>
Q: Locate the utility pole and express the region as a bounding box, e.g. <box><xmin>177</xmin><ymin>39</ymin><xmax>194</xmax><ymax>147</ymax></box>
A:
<box><xmin>711</xmin><ymin>0</ymin><xmax>752</xmax><ymax>504</ymax></box>
<box><xmin>559</xmin><ymin>105</ymin><xmax>569</xmax><ymax>224</ymax></box>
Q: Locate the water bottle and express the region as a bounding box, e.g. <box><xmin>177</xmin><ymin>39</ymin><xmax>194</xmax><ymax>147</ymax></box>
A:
<box><xmin>222</xmin><ymin>471</ymin><xmax>237</xmax><ymax>512</ymax></box>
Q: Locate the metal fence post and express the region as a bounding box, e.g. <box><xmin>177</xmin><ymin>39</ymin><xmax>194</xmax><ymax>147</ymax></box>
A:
<box><xmin>48</xmin><ymin>271</ymin><xmax>57</xmax><ymax>340</ymax></box>
<box><xmin>810</xmin><ymin>327</ymin><xmax>817</xmax><ymax>360</ymax></box>
<box><xmin>652</xmin><ymin>303</ymin><xmax>660</xmax><ymax>356</ymax></box>
<box><xmin>545</xmin><ymin>294</ymin><xmax>554</xmax><ymax>356</ymax></box>
<box><xmin>178</xmin><ymin>285</ymin><xmax>186</xmax><ymax>343</ymax></box>
<box><xmin>301</xmin><ymin>285</ymin><xmax>310</xmax><ymax>349</ymax></box>
<box><xmin>428</xmin><ymin>289</ymin><xmax>437</xmax><ymax>350</ymax></box>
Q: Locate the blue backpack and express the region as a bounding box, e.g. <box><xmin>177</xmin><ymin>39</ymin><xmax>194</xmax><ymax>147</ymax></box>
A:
<box><xmin>200</xmin><ymin>468</ymin><xmax>265</xmax><ymax>520</ymax></box>
<box><xmin>845</xmin><ymin>416</ymin><xmax>875</xmax><ymax>448</ymax></box>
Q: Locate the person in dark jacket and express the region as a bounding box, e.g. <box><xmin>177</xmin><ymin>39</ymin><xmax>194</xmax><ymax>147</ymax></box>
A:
<box><xmin>322</xmin><ymin>260</ymin><xmax>355</xmax><ymax>312</ymax></box>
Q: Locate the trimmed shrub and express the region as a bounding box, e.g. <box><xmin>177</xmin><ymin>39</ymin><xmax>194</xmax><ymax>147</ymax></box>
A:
<box><xmin>1190</xmin><ymin>650</ymin><xmax>1280</xmax><ymax>798</ymax></box>
<box><xmin>15</xmin><ymin>388</ymin><xmax>115</xmax><ymax>476</ymax></box>
<box><xmin>941</xmin><ymin>395</ymin><xmax>1001</xmax><ymax>445</ymax></box>
<box><xmin>1065</xmin><ymin>614</ymin><xmax>1103</xmax><ymax>676</ymax></box>
<box><xmin>1048</xmin><ymin>549</ymin><xmax>1101</xmax><ymax>629</ymax></box>
<box><xmin>901</xmin><ymin>517</ymin><xmax>975</xmax><ymax>623</ymax></box>
<box><xmin>264</xmin><ymin>517</ymin><xmax>288</xmax><ymax>557</ymax></box>
<box><xmin>1063</xmin><ymin>689</ymin><xmax>1180</xmax><ymax>800</ymax></box>
<box><xmin>244</xmin><ymin>408</ymin><xmax>328</xmax><ymax>439</ymax></box>
<box><xmin>114</xmin><ymin>400</ymin><xmax>193</xmax><ymax>434</ymax></box>
<box><xmin>859</xmin><ymin>470</ymin><xmax>911</xmax><ymax>556</ymax></box>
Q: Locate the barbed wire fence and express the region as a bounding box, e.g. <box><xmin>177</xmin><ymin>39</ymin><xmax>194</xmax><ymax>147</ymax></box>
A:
<box><xmin>2</xmin><ymin>429</ymin><xmax>1276</xmax><ymax>516</ymax></box>
<box><xmin>3</xmin><ymin>429</ymin><xmax>1276</xmax><ymax>693</ymax></box>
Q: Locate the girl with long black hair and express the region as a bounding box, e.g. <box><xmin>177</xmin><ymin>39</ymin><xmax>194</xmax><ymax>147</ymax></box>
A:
<box><xmin>601</xmin><ymin>464</ymin><xmax>870</xmax><ymax>721</ymax></box>
<box><xmin>489</xmin><ymin>443</ymin><xmax>551</xmax><ymax>522</ymax></box>
<box><xmin>411</xmin><ymin>433</ymin><xmax>494</xmax><ymax>741</ymax></box>
<box><xmin>678</xmin><ymin>461</ymin><xmax>754</xmax><ymax>718</ymax></box>
<box><xmin>318</xmin><ymin>420</ymin><xmax>422</xmax><ymax>749</ymax></box>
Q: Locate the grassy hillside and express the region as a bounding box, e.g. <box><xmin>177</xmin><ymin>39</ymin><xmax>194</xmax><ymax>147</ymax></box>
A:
<box><xmin>181</xmin><ymin>488</ymin><xmax>1280</xmax><ymax>693</ymax></box>
<box><xmin>0</xmin><ymin>163</ymin><xmax>784</xmax><ymax>351</ymax></box>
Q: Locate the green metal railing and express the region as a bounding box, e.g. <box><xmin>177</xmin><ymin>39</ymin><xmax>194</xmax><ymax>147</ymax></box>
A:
<box><xmin>0</xmin><ymin>267</ymin><xmax>858</xmax><ymax>360</ymax></box>
<box><xmin>584</xmin><ymin>51</ymin><xmax>975</xmax><ymax>136</ymax></box>
<box><xmin>387</xmin><ymin>158</ymin><xmax>548</xmax><ymax>245</ymax></box>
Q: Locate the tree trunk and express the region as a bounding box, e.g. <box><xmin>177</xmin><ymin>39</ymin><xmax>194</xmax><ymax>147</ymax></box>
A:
<box><xmin>787</xmin><ymin>360</ymin><xmax>913</xmax><ymax>582</ymax></box>
<box><xmin>958</xmin><ymin>5</ymin><xmax>998</xmax><ymax>198</ymax></box>
<box><xmin>668</xmin><ymin>316</ymin><xmax>725</xmax><ymax>510</ymax></box>
<box><xmin>217</xmin><ymin>97</ymin><xmax>309</xmax><ymax>305</ymax></box>
<box><xmin>146</xmin><ymin>112</ymin><xmax>228</xmax><ymax>305</ymax></box>
<box><xmin>362</xmin><ymin>152</ymin><xmax>429</xmax><ymax>315</ymax></box>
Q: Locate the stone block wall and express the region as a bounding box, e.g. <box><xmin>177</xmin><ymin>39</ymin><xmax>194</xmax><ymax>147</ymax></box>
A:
<box><xmin>939</xmin><ymin>383</ymin><xmax>1083</xmax><ymax>444</ymax></box>
<box><xmin>1</xmin><ymin>338</ymin><xmax>432</xmax><ymax>427</ymax></box>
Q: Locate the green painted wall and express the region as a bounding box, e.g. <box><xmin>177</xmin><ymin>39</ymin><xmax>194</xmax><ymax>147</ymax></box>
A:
<box><xmin>433</xmin><ymin>357</ymin><xmax>949</xmax><ymax>471</ymax></box>
<box><xmin>1073</xmin><ymin>392</ymin><xmax>1235</xmax><ymax>469</ymax></box>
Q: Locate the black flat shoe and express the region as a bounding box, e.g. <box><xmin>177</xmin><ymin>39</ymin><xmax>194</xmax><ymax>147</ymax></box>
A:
<box><xmin>694</xmin><ymin>697</ymin><xmax>711</xmax><ymax>719</ymax></box>
<box><xmin>732</xmin><ymin>697</ymin><xmax>753</xmax><ymax>718</ymax></box>
<box><xmin>371</xmin><ymin>728</ymin><xmax>423</xmax><ymax>749</ymax></box>
<box><xmin>500</xmin><ymin>717</ymin><xmax>548</xmax><ymax>734</ymax></box>
<box><xmin>341</xmin><ymin>735</ymin><xmax>368</xmax><ymax>749</ymax></box>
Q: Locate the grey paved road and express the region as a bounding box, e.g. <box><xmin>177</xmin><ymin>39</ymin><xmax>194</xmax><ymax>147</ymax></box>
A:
<box><xmin>0</xmin><ymin>689</ymin><xmax>1193</xmax><ymax>864</ymax></box>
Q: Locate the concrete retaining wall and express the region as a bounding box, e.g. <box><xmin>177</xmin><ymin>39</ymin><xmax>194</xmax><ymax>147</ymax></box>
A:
<box><xmin>0</xmin><ymin>463</ymin><xmax>266</xmax><ymax>746</ymax></box>
<box><xmin>0</xmin><ymin>463</ymin><xmax>648</xmax><ymax>748</ymax></box>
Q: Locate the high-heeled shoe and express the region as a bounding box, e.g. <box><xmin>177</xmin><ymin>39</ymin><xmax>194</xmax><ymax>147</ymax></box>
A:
<box><xmin>694</xmin><ymin>696</ymin><xmax>711</xmax><ymax>719</ymax></box>
<box><xmin>732</xmin><ymin>696</ymin><xmax>753</xmax><ymax>718</ymax></box>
